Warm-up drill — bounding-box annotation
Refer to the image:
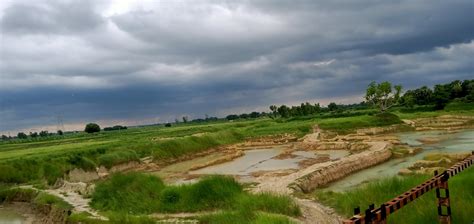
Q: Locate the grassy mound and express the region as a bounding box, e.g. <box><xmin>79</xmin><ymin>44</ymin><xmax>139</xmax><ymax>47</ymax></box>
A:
<box><xmin>90</xmin><ymin>173</ymin><xmax>300</xmax><ymax>220</ymax></box>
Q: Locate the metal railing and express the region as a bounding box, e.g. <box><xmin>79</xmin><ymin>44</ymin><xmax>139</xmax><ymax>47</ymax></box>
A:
<box><xmin>343</xmin><ymin>151</ymin><xmax>474</xmax><ymax>224</ymax></box>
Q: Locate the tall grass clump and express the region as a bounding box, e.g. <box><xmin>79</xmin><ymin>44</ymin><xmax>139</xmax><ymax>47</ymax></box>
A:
<box><xmin>97</xmin><ymin>150</ymin><xmax>139</xmax><ymax>168</ymax></box>
<box><xmin>315</xmin><ymin>167</ymin><xmax>474</xmax><ymax>223</ymax></box>
<box><xmin>91</xmin><ymin>172</ymin><xmax>165</xmax><ymax>213</ymax></box>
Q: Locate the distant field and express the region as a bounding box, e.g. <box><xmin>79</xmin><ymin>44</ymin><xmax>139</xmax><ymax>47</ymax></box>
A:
<box><xmin>0</xmin><ymin>103</ymin><xmax>473</xmax><ymax>184</ymax></box>
<box><xmin>0</xmin><ymin>140</ymin><xmax>115</xmax><ymax>160</ymax></box>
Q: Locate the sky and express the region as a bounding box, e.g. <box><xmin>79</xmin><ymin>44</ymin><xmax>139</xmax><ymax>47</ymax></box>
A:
<box><xmin>1</xmin><ymin>0</ymin><xmax>473</xmax><ymax>134</ymax></box>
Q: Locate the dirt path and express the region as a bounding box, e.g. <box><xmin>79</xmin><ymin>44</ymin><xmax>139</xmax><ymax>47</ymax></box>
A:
<box><xmin>44</xmin><ymin>188</ymin><xmax>106</xmax><ymax>220</ymax></box>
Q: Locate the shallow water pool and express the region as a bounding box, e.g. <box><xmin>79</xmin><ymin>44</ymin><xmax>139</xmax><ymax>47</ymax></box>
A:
<box><xmin>324</xmin><ymin>129</ymin><xmax>474</xmax><ymax>192</ymax></box>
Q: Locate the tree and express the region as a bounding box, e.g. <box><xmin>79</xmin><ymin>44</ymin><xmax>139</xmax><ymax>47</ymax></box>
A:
<box><xmin>39</xmin><ymin>130</ymin><xmax>49</xmax><ymax>137</ymax></box>
<box><xmin>85</xmin><ymin>123</ymin><xmax>101</xmax><ymax>133</ymax></box>
<box><xmin>239</xmin><ymin>113</ymin><xmax>249</xmax><ymax>119</ymax></box>
<box><xmin>182</xmin><ymin>116</ymin><xmax>188</xmax><ymax>123</ymax></box>
<box><xmin>226</xmin><ymin>114</ymin><xmax>239</xmax><ymax>120</ymax></box>
<box><xmin>17</xmin><ymin>132</ymin><xmax>28</xmax><ymax>139</ymax></box>
<box><xmin>328</xmin><ymin>102</ymin><xmax>338</xmax><ymax>112</ymax></box>
<box><xmin>412</xmin><ymin>86</ymin><xmax>433</xmax><ymax>105</ymax></box>
<box><xmin>1</xmin><ymin>135</ymin><xmax>9</xmax><ymax>141</ymax></box>
<box><xmin>57</xmin><ymin>130</ymin><xmax>64</xmax><ymax>135</ymax></box>
<box><xmin>165</xmin><ymin>123</ymin><xmax>172</xmax><ymax>127</ymax></box>
<box><xmin>433</xmin><ymin>84</ymin><xmax>450</xmax><ymax>110</ymax></box>
<box><xmin>365</xmin><ymin>81</ymin><xmax>402</xmax><ymax>112</ymax></box>
<box><xmin>30</xmin><ymin>132</ymin><xmax>38</xmax><ymax>138</ymax></box>
<box><xmin>269</xmin><ymin>105</ymin><xmax>278</xmax><ymax>118</ymax></box>
<box><xmin>400</xmin><ymin>91</ymin><xmax>415</xmax><ymax>108</ymax></box>
<box><xmin>277</xmin><ymin>105</ymin><xmax>290</xmax><ymax>118</ymax></box>
<box><xmin>250</xmin><ymin>112</ymin><xmax>260</xmax><ymax>118</ymax></box>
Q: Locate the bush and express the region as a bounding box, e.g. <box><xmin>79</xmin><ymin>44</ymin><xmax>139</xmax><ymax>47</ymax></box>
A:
<box><xmin>85</xmin><ymin>123</ymin><xmax>101</xmax><ymax>133</ymax></box>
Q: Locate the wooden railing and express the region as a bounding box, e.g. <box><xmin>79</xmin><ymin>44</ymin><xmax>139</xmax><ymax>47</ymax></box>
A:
<box><xmin>343</xmin><ymin>151</ymin><xmax>474</xmax><ymax>224</ymax></box>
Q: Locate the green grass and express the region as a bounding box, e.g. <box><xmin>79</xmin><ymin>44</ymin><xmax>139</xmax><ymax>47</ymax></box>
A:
<box><xmin>199</xmin><ymin>211</ymin><xmax>296</xmax><ymax>224</ymax></box>
<box><xmin>317</xmin><ymin>113</ymin><xmax>403</xmax><ymax>133</ymax></box>
<box><xmin>90</xmin><ymin>173</ymin><xmax>300</xmax><ymax>219</ymax></box>
<box><xmin>315</xmin><ymin>166</ymin><xmax>474</xmax><ymax>223</ymax></box>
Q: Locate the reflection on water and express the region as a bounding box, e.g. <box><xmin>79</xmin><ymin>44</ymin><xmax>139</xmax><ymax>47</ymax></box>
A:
<box><xmin>0</xmin><ymin>208</ymin><xmax>25</xmax><ymax>224</ymax></box>
<box><xmin>324</xmin><ymin>129</ymin><xmax>474</xmax><ymax>192</ymax></box>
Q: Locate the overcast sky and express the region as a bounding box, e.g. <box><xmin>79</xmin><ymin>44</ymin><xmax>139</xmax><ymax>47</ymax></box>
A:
<box><xmin>1</xmin><ymin>0</ymin><xmax>473</xmax><ymax>134</ymax></box>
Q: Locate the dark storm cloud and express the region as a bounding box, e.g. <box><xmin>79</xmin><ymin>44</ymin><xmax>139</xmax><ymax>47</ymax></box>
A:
<box><xmin>1</xmin><ymin>0</ymin><xmax>473</xmax><ymax>133</ymax></box>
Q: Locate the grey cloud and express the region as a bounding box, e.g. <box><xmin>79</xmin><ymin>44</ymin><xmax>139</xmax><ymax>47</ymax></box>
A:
<box><xmin>0</xmin><ymin>0</ymin><xmax>473</xmax><ymax>133</ymax></box>
<box><xmin>1</xmin><ymin>0</ymin><xmax>104</xmax><ymax>34</ymax></box>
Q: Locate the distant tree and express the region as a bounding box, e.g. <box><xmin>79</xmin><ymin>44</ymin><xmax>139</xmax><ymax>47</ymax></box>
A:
<box><xmin>84</xmin><ymin>123</ymin><xmax>101</xmax><ymax>133</ymax></box>
<box><xmin>1</xmin><ymin>135</ymin><xmax>9</xmax><ymax>141</ymax></box>
<box><xmin>277</xmin><ymin>105</ymin><xmax>290</xmax><ymax>118</ymax></box>
<box><xmin>165</xmin><ymin>123</ymin><xmax>172</xmax><ymax>127</ymax></box>
<box><xmin>412</xmin><ymin>86</ymin><xmax>433</xmax><ymax>105</ymax></box>
<box><xmin>17</xmin><ymin>132</ymin><xmax>28</xmax><ymax>139</ymax></box>
<box><xmin>314</xmin><ymin>103</ymin><xmax>321</xmax><ymax>113</ymax></box>
<box><xmin>57</xmin><ymin>130</ymin><xmax>64</xmax><ymax>135</ymax></box>
<box><xmin>433</xmin><ymin>84</ymin><xmax>450</xmax><ymax>110</ymax></box>
<box><xmin>400</xmin><ymin>91</ymin><xmax>415</xmax><ymax>108</ymax></box>
<box><xmin>182</xmin><ymin>116</ymin><xmax>188</xmax><ymax>123</ymax></box>
<box><xmin>30</xmin><ymin>132</ymin><xmax>38</xmax><ymax>138</ymax></box>
<box><xmin>250</xmin><ymin>112</ymin><xmax>260</xmax><ymax>118</ymax></box>
<box><xmin>269</xmin><ymin>105</ymin><xmax>278</xmax><ymax>118</ymax></box>
<box><xmin>226</xmin><ymin>114</ymin><xmax>239</xmax><ymax>120</ymax></box>
<box><xmin>39</xmin><ymin>130</ymin><xmax>49</xmax><ymax>137</ymax></box>
<box><xmin>328</xmin><ymin>102</ymin><xmax>338</xmax><ymax>112</ymax></box>
<box><xmin>175</xmin><ymin>118</ymin><xmax>180</xmax><ymax>124</ymax></box>
<box><xmin>239</xmin><ymin>113</ymin><xmax>249</xmax><ymax>119</ymax></box>
<box><xmin>365</xmin><ymin>81</ymin><xmax>402</xmax><ymax>112</ymax></box>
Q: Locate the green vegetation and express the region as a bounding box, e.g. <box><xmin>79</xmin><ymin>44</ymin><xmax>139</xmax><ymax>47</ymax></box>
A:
<box><xmin>0</xmin><ymin>187</ymin><xmax>72</xmax><ymax>210</ymax></box>
<box><xmin>91</xmin><ymin>173</ymin><xmax>300</xmax><ymax>222</ymax></box>
<box><xmin>199</xmin><ymin>211</ymin><xmax>296</xmax><ymax>224</ymax></box>
<box><xmin>85</xmin><ymin>123</ymin><xmax>101</xmax><ymax>133</ymax></box>
<box><xmin>315</xmin><ymin>167</ymin><xmax>474</xmax><ymax>223</ymax></box>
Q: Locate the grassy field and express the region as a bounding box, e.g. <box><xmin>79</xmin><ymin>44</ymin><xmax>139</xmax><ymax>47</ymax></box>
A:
<box><xmin>1</xmin><ymin>103</ymin><xmax>473</xmax><ymax>185</ymax></box>
<box><xmin>0</xmin><ymin>111</ymin><xmax>399</xmax><ymax>184</ymax></box>
<box><xmin>315</xmin><ymin>166</ymin><xmax>474</xmax><ymax>223</ymax></box>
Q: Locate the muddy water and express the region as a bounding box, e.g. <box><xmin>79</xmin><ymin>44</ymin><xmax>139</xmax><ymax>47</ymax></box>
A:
<box><xmin>190</xmin><ymin>145</ymin><xmax>348</xmax><ymax>176</ymax></box>
<box><xmin>324</xmin><ymin>129</ymin><xmax>474</xmax><ymax>192</ymax></box>
<box><xmin>0</xmin><ymin>208</ymin><xmax>25</xmax><ymax>224</ymax></box>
